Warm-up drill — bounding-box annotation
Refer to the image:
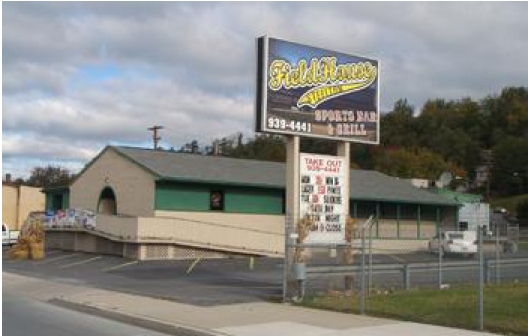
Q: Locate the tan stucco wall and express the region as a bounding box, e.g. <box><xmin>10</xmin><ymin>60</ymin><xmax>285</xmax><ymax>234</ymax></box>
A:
<box><xmin>2</xmin><ymin>185</ymin><xmax>45</xmax><ymax>230</ymax></box>
<box><xmin>70</xmin><ymin>149</ymin><xmax>155</xmax><ymax>217</ymax></box>
<box><xmin>2</xmin><ymin>185</ymin><xmax>18</xmax><ymax>229</ymax></box>
<box><xmin>154</xmin><ymin>210</ymin><xmax>284</xmax><ymax>234</ymax></box>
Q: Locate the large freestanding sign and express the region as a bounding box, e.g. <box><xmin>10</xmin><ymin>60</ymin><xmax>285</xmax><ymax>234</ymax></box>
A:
<box><xmin>299</xmin><ymin>153</ymin><xmax>348</xmax><ymax>244</ymax></box>
<box><xmin>256</xmin><ymin>36</ymin><xmax>379</xmax><ymax>144</ymax></box>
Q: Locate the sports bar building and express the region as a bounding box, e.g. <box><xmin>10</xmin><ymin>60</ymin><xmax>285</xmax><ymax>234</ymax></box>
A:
<box><xmin>43</xmin><ymin>146</ymin><xmax>459</xmax><ymax>260</ymax></box>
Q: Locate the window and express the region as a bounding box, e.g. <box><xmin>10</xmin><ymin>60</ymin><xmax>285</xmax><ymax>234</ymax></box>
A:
<box><xmin>210</xmin><ymin>190</ymin><xmax>224</xmax><ymax>211</ymax></box>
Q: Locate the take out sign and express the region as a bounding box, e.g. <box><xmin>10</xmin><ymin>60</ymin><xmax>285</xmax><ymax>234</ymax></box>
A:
<box><xmin>302</xmin><ymin>156</ymin><xmax>343</xmax><ymax>174</ymax></box>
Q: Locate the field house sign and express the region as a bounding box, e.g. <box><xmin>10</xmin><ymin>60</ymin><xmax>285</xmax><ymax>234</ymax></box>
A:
<box><xmin>256</xmin><ymin>36</ymin><xmax>380</xmax><ymax>144</ymax></box>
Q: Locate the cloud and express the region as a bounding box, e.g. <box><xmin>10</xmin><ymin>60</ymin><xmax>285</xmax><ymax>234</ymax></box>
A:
<box><xmin>3</xmin><ymin>2</ymin><xmax>528</xmax><ymax>177</ymax></box>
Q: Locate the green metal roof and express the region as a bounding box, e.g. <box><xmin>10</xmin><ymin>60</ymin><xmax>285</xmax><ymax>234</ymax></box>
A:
<box><xmin>111</xmin><ymin>146</ymin><xmax>458</xmax><ymax>207</ymax></box>
<box><xmin>432</xmin><ymin>189</ymin><xmax>483</xmax><ymax>204</ymax></box>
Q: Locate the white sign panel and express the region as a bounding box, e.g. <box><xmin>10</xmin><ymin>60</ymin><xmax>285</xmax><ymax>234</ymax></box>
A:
<box><xmin>299</xmin><ymin>153</ymin><xmax>348</xmax><ymax>244</ymax></box>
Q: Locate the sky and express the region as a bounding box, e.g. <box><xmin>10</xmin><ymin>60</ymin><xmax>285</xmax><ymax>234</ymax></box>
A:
<box><xmin>2</xmin><ymin>2</ymin><xmax>528</xmax><ymax>178</ymax></box>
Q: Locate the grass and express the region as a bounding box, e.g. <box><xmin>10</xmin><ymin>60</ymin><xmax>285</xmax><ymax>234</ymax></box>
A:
<box><xmin>299</xmin><ymin>282</ymin><xmax>528</xmax><ymax>335</ymax></box>
<box><xmin>519</xmin><ymin>242</ymin><xmax>528</xmax><ymax>252</ymax></box>
<box><xmin>491</xmin><ymin>194</ymin><xmax>528</xmax><ymax>215</ymax></box>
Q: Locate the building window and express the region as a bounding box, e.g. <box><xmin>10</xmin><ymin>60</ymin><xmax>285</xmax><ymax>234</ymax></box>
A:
<box><xmin>210</xmin><ymin>190</ymin><xmax>224</xmax><ymax>211</ymax></box>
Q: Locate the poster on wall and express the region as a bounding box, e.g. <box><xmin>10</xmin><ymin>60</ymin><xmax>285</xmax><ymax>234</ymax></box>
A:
<box><xmin>299</xmin><ymin>153</ymin><xmax>348</xmax><ymax>244</ymax></box>
<box><xmin>256</xmin><ymin>36</ymin><xmax>379</xmax><ymax>144</ymax></box>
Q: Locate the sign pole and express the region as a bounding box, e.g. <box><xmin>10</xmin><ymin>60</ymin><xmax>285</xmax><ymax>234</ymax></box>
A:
<box><xmin>336</xmin><ymin>142</ymin><xmax>350</xmax><ymax>216</ymax></box>
<box><xmin>283</xmin><ymin>135</ymin><xmax>300</xmax><ymax>302</ymax></box>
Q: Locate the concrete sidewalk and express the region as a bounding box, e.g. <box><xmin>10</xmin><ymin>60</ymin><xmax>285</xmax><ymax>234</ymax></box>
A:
<box><xmin>3</xmin><ymin>272</ymin><xmax>495</xmax><ymax>336</ymax></box>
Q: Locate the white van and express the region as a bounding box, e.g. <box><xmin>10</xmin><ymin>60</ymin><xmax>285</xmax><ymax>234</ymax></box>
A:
<box><xmin>428</xmin><ymin>231</ymin><xmax>478</xmax><ymax>256</ymax></box>
<box><xmin>2</xmin><ymin>223</ymin><xmax>19</xmax><ymax>246</ymax></box>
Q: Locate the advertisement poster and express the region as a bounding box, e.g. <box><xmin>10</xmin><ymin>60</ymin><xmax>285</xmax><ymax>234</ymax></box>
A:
<box><xmin>299</xmin><ymin>153</ymin><xmax>348</xmax><ymax>244</ymax></box>
<box><xmin>256</xmin><ymin>37</ymin><xmax>379</xmax><ymax>144</ymax></box>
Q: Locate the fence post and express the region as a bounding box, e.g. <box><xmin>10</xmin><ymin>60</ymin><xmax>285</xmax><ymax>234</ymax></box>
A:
<box><xmin>403</xmin><ymin>264</ymin><xmax>411</xmax><ymax>290</ymax></box>
<box><xmin>368</xmin><ymin>222</ymin><xmax>373</xmax><ymax>295</ymax></box>
<box><xmin>282</xmin><ymin>217</ymin><xmax>289</xmax><ymax>303</ymax></box>
<box><xmin>478</xmin><ymin>225</ymin><xmax>484</xmax><ymax>331</ymax></box>
<box><xmin>360</xmin><ymin>224</ymin><xmax>366</xmax><ymax>315</ymax></box>
<box><xmin>484</xmin><ymin>259</ymin><xmax>490</xmax><ymax>285</ymax></box>
<box><xmin>495</xmin><ymin>223</ymin><xmax>500</xmax><ymax>284</ymax></box>
<box><xmin>438</xmin><ymin>230</ymin><xmax>443</xmax><ymax>289</ymax></box>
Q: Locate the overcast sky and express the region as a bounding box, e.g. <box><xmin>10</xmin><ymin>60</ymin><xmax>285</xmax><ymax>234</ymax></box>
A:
<box><xmin>3</xmin><ymin>2</ymin><xmax>528</xmax><ymax>178</ymax></box>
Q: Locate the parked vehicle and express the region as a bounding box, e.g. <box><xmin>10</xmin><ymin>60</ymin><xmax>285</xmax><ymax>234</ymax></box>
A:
<box><xmin>428</xmin><ymin>231</ymin><xmax>477</xmax><ymax>256</ymax></box>
<box><xmin>2</xmin><ymin>223</ymin><xmax>19</xmax><ymax>246</ymax></box>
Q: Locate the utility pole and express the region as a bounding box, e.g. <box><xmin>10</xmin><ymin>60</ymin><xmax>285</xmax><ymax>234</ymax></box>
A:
<box><xmin>148</xmin><ymin>125</ymin><xmax>164</xmax><ymax>149</ymax></box>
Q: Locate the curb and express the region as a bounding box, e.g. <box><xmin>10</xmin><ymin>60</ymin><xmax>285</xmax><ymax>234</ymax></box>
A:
<box><xmin>49</xmin><ymin>298</ymin><xmax>229</xmax><ymax>336</ymax></box>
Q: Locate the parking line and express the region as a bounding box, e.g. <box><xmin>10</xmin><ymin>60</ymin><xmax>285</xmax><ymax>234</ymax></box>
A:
<box><xmin>186</xmin><ymin>258</ymin><xmax>202</xmax><ymax>274</ymax></box>
<box><xmin>102</xmin><ymin>260</ymin><xmax>138</xmax><ymax>272</ymax></box>
<box><xmin>60</xmin><ymin>256</ymin><xmax>103</xmax><ymax>269</ymax></box>
<box><xmin>37</xmin><ymin>253</ymin><xmax>80</xmax><ymax>264</ymax></box>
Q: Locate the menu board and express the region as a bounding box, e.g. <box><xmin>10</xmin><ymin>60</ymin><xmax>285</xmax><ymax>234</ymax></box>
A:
<box><xmin>299</xmin><ymin>153</ymin><xmax>348</xmax><ymax>244</ymax></box>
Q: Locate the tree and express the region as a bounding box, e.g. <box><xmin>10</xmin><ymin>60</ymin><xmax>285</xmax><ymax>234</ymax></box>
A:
<box><xmin>492</xmin><ymin>137</ymin><xmax>528</xmax><ymax>196</ymax></box>
<box><xmin>516</xmin><ymin>201</ymin><xmax>528</xmax><ymax>228</ymax></box>
<box><xmin>374</xmin><ymin>147</ymin><xmax>465</xmax><ymax>180</ymax></box>
<box><xmin>380</xmin><ymin>98</ymin><xmax>417</xmax><ymax>148</ymax></box>
<box><xmin>26</xmin><ymin>165</ymin><xmax>74</xmax><ymax>188</ymax></box>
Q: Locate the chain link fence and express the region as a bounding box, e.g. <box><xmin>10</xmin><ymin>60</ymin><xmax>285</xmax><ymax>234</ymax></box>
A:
<box><xmin>283</xmin><ymin>212</ymin><xmax>528</xmax><ymax>331</ymax></box>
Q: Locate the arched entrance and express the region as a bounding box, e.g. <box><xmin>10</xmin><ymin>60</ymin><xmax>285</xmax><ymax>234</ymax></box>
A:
<box><xmin>98</xmin><ymin>187</ymin><xmax>117</xmax><ymax>215</ymax></box>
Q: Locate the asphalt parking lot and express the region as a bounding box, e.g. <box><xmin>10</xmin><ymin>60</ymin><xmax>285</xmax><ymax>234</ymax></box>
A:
<box><xmin>3</xmin><ymin>247</ymin><xmax>528</xmax><ymax>306</ymax></box>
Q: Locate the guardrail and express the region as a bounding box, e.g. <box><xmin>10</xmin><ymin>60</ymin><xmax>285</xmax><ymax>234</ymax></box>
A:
<box><xmin>306</xmin><ymin>257</ymin><xmax>528</xmax><ymax>290</ymax></box>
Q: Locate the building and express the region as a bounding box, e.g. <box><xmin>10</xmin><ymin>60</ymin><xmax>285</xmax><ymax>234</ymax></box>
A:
<box><xmin>432</xmin><ymin>189</ymin><xmax>489</xmax><ymax>232</ymax></box>
<box><xmin>2</xmin><ymin>181</ymin><xmax>45</xmax><ymax>230</ymax></box>
<box><xmin>43</xmin><ymin>146</ymin><xmax>459</xmax><ymax>260</ymax></box>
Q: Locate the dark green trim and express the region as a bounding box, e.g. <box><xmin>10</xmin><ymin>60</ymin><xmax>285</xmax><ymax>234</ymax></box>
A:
<box><xmin>353</xmin><ymin>202</ymin><xmax>358</xmax><ymax>218</ymax></box>
<box><xmin>224</xmin><ymin>187</ymin><xmax>283</xmax><ymax>214</ymax></box>
<box><xmin>157</xmin><ymin>176</ymin><xmax>283</xmax><ymax>190</ymax></box>
<box><xmin>155</xmin><ymin>182</ymin><xmax>210</xmax><ymax>211</ymax></box>
<box><xmin>397</xmin><ymin>204</ymin><xmax>401</xmax><ymax>239</ymax></box>
<box><xmin>41</xmin><ymin>186</ymin><xmax>70</xmax><ymax>193</ymax></box>
<box><xmin>350</xmin><ymin>196</ymin><xmax>458</xmax><ymax>207</ymax></box>
<box><xmin>154</xmin><ymin>181</ymin><xmax>284</xmax><ymax>215</ymax></box>
<box><xmin>45</xmin><ymin>189</ymin><xmax>70</xmax><ymax>211</ymax></box>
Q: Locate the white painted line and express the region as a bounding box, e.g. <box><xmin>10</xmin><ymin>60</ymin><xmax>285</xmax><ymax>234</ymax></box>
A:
<box><xmin>186</xmin><ymin>258</ymin><xmax>202</xmax><ymax>274</ymax></box>
<box><xmin>37</xmin><ymin>253</ymin><xmax>80</xmax><ymax>264</ymax></box>
<box><xmin>46</xmin><ymin>250</ymin><xmax>62</xmax><ymax>255</ymax></box>
<box><xmin>60</xmin><ymin>256</ymin><xmax>103</xmax><ymax>269</ymax></box>
<box><xmin>102</xmin><ymin>260</ymin><xmax>138</xmax><ymax>272</ymax></box>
